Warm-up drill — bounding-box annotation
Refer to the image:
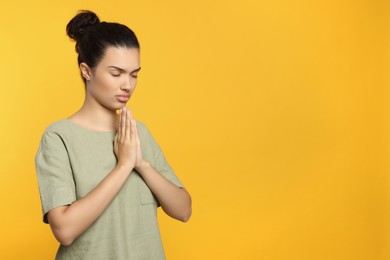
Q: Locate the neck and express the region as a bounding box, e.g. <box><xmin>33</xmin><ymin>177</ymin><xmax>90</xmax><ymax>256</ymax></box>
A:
<box><xmin>73</xmin><ymin>95</ymin><xmax>120</xmax><ymax>132</ymax></box>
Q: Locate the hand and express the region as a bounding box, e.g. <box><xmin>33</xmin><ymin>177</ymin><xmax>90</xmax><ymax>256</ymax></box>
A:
<box><xmin>133</xmin><ymin>118</ymin><xmax>145</xmax><ymax>170</ymax></box>
<box><xmin>114</xmin><ymin>107</ymin><xmax>137</xmax><ymax>171</ymax></box>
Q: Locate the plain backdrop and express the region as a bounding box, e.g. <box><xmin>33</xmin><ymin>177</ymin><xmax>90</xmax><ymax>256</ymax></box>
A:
<box><xmin>0</xmin><ymin>1</ymin><xmax>389</xmax><ymax>259</ymax></box>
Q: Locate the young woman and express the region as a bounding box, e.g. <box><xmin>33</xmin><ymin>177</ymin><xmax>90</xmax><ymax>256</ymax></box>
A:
<box><xmin>35</xmin><ymin>10</ymin><xmax>191</xmax><ymax>260</ymax></box>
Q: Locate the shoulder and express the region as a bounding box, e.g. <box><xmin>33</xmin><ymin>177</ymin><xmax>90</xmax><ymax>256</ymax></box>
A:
<box><xmin>135</xmin><ymin>119</ymin><xmax>147</xmax><ymax>129</ymax></box>
<box><xmin>36</xmin><ymin>120</ymin><xmax>72</xmax><ymax>160</ymax></box>
<box><xmin>135</xmin><ymin>119</ymin><xmax>158</xmax><ymax>145</ymax></box>
<box><xmin>135</xmin><ymin>119</ymin><xmax>151</xmax><ymax>135</ymax></box>
<box><xmin>42</xmin><ymin>119</ymin><xmax>69</xmax><ymax>135</ymax></box>
<box><xmin>38</xmin><ymin>119</ymin><xmax>72</xmax><ymax>148</ymax></box>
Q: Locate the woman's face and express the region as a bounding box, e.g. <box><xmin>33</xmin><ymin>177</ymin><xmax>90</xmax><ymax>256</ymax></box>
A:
<box><xmin>83</xmin><ymin>46</ymin><xmax>141</xmax><ymax>111</ymax></box>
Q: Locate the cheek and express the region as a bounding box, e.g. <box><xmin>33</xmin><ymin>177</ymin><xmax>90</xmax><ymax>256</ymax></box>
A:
<box><xmin>94</xmin><ymin>74</ymin><xmax>118</xmax><ymax>93</ymax></box>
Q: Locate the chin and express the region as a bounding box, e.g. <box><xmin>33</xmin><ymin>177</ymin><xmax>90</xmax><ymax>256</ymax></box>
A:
<box><xmin>119</xmin><ymin>103</ymin><xmax>128</xmax><ymax>108</ymax></box>
<box><xmin>105</xmin><ymin>104</ymin><xmax>125</xmax><ymax>112</ymax></box>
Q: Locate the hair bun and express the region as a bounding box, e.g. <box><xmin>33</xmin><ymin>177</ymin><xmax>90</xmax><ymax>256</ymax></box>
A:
<box><xmin>66</xmin><ymin>10</ymin><xmax>100</xmax><ymax>43</ymax></box>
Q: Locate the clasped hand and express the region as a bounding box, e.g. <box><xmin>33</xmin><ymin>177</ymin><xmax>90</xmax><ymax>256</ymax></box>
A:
<box><xmin>114</xmin><ymin>107</ymin><xmax>144</xmax><ymax>171</ymax></box>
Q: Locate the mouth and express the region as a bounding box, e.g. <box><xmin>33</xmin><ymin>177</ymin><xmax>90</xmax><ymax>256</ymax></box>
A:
<box><xmin>116</xmin><ymin>95</ymin><xmax>130</xmax><ymax>103</ymax></box>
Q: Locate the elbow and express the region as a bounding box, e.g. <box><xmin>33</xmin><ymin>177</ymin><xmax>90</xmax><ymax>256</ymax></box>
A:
<box><xmin>181</xmin><ymin>214</ymin><xmax>191</xmax><ymax>223</ymax></box>
<box><xmin>58</xmin><ymin>237</ymin><xmax>74</xmax><ymax>247</ymax></box>
<box><xmin>47</xmin><ymin>206</ymin><xmax>77</xmax><ymax>246</ymax></box>
<box><xmin>166</xmin><ymin>205</ymin><xmax>192</xmax><ymax>222</ymax></box>
<box><xmin>56</xmin><ymin>231</ymin><xmax>75</xmax><ymax>246</ymax></box>
<box><xmin>180</xmin><ymin>191</ymin><xmax>192</xmax><ymax>222</ymax></box>
<box><xmin>53</xmin><ymin>228</ymin><xmax>75</xmax><ymax>246</ymax></box>
<box><xmin>180</xmin><ymin>207</ymin><xmax>192</xmax><ymax>223</ymax></box>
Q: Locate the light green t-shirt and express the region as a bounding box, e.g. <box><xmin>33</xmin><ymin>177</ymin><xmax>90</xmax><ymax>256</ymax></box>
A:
<box><xmin>35</xmin><ymin>118</ymin><xmax>183</xmax><ymax>260</ymax></box>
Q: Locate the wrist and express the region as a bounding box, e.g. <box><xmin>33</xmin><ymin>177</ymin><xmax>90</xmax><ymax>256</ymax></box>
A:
<box><xmin>135</xmin><ymin>160</ymin><xmax>151</xmax><ymax>173</ymax></box>
<box><xmin>116</xmin><ymin>161</ymin><xmax>135</xmax><ymax>173</ymax></box>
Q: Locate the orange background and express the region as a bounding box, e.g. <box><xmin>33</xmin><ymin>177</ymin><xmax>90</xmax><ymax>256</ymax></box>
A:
<box><xmin>0</xmin><ymin>1</ymin><xmax>389</xmax><ymax>259</ymax></box>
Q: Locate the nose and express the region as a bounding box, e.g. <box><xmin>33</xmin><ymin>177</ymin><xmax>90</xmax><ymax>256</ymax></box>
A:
<box><xmin>120</xmin><ymin>77</ymin><xmax>133</xmax><ymax>92</ymax></box>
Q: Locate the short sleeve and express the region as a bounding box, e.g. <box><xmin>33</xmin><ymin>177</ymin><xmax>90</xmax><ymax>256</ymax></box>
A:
<box><xmin>35</xmin><ymin>130</ymin><xmax>76</xmax><ymax>224</ymax></box>
<box><xmin>144</xmin><ymin>125</ymin><xmax>184</xmax><ymax>189</ymax></box>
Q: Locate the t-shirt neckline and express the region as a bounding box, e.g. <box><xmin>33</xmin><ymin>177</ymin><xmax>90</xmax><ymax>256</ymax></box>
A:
<box><xmin>62</xmin><ymin>118</ymin><xmax>117</xmax><ymax>134</ymax></box>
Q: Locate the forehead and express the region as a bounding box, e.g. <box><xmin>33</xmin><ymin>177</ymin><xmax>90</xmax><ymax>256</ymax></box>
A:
<box><xmin>98</xmin><ymin>46</ymin><xmax>140</xmax><ymax>70</ymax></box>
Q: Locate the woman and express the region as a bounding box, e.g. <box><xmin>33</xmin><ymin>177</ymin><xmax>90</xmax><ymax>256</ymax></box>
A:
<box><xmin>35</xmin><ymin>10</ymin><xmax>191</xmax><ymax>260</ymax></box>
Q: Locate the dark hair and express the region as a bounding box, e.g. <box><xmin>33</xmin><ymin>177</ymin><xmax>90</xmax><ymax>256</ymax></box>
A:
<box><xmin>66</xmin><ymin>10</ymin><xmax>140</xmax><ymax>83</ymax></box>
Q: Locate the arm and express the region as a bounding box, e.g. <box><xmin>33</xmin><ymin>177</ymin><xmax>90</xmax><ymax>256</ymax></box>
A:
<box><xmin>48</xmin><ymin>164</ymin><xmax>132</xmax><ymax>246</ymax></box>
<box><xmin>133</xmin><ymin>122</ymin><xmax>192</xmax><ymax>222</ymax></box>
<box><xmin>136</xmin><ymin>161</ymin><xmax>192</xmax><ymax>222</ymax></box>
<box><xmin>47</xmin><ymin>107</ymin><xmax>136</xmax><ymax>246</ymax></box>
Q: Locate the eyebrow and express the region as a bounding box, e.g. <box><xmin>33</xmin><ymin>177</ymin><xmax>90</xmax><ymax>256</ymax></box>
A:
<box><xmin>107</xmin><ymin>66</ymin><xmax>141</xmax><ymax>73</ymax></box>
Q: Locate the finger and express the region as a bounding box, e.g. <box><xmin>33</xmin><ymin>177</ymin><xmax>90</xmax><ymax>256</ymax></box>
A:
<box><xmin>133</xmin><ymin>119</ymin><xmax>140</xmax><ymax>145</ymax></box>
<box><xmin>120</xmin><ymin>107</ymin><xmax>126</xmax><ymax>140</ymax></box>
<box><xmin>133</xmin><ymin>119</ymin><xmax>138</xmax><ymax>137</ymax></box>
<box><xmin>117</xmin><ymin>109</ymin><xmax>121</xmax><ymax>133</ymax></box>
<box><xmin>128</xmin><ymin>108</ymin><xmax>134</xmax><ymax>139</ymax></box>
<box><xmin>125</xmin><ymin>108</ymin><xmax>131</xmax><ymax>139</ymax></box>
<box><xmin>117</xmin><ymin>109</ymin><xmax>122</xmax><ymax>138</ymax></box>
<box><xmin>130</xmin><ymin>117</ymin><xmax>136</xmax><ymax>138</ymax></box>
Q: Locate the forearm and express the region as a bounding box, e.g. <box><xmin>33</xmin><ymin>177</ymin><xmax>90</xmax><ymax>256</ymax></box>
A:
<box><xmin>135</xmin><ymin>161</ymin><xmax>192</xmax><ymax>222</ymax></box>
<box><xmin>48</xmin><ymin>164</ymin><xmax>132</xmax><ymax>245</ymax></box>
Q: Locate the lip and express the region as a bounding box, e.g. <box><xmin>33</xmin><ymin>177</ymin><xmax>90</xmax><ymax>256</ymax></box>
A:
<box><xmin>116</xmin><ymin>95</ymin><xmax>130</xmax><ymax>103</ymax></box>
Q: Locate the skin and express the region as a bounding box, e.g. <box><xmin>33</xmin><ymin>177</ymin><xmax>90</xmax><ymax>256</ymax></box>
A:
<box><xmin>47</xmin><ymin>46</ymin><xmax>192</xmax><ymax>246</ymax></box>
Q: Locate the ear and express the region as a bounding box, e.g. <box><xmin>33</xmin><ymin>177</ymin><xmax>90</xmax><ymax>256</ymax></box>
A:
<box><xmin>79</xmin><ymin>62</ymin><xmax>92</xmax><ymax>81</ymax></box>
